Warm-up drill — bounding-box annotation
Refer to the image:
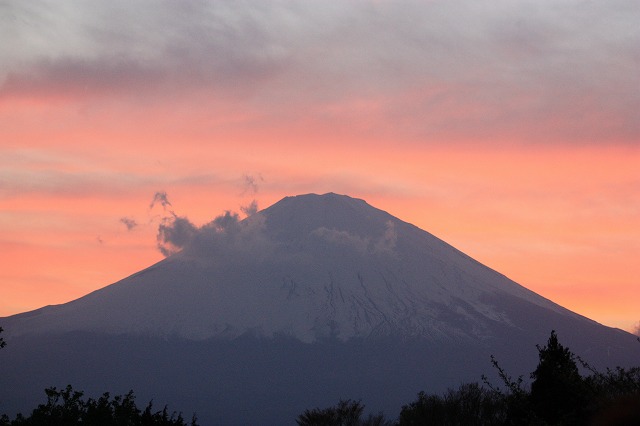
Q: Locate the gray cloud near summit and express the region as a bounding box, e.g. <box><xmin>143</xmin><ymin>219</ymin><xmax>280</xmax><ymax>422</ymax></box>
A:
<box><xmin>312</xmin><ymin>220</ymin><xmax>398</xmax><ymax>256</ymax></box>
<box><xmin>155</xmin><ymin>205</ymin><xmax>270</xmax><ymax>259</ymax></box>
<box><xmin>312</xmin><ymin>227</ymin><xmax>370</xmax><ymax>254</ymax></box>
<box><xmin>241</xmin><ymin>200</ymin><xmax>259</xmax><ymax>217</ymax></box>
<box><xmin>157</xmin><ymin>214</ymin><xmax>198</xmax><ymax>257</ymax></box>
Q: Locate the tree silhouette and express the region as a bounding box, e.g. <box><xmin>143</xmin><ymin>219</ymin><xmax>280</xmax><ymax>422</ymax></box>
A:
<box><xmin>0</xmin><ymin>385</ymin><xmax>198</xmax><ymax>426</ymax></box>
<box><xmin>398</xmin><ymin>383</ymin><xmax>506</xmax><ymax>426</ymax></box>
<box><xmin>0</xmin><ymin>327</ymin><xmax>6</xmax><ymax>350</ymax></box>
<box><xmin>297</xmin><ymin>399</ymin><xmax>364</xmax><ymax>426</ymax></box>
<box><xmin>396</xmin><ymin>330</ymin><xmax>640</xmax><ymax>425</ymax></box>
<box><xmin>297</xmin><ymin>399</ymin><xmax>391</xmax><ymax>426</ymax></box>
<box><xmin>529</xmin><ymin>330</ymin><xmax>588</xmax><ymax>424</ymax></box>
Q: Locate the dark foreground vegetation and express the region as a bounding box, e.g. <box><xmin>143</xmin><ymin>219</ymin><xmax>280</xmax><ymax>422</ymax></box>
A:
<box><xmin>0</xmin><ymin>386</ymin><xmax>198</xmax><ymax>426</ymax></box>
<box><xmin>1</xmin><ymin>328</ymin><xmax>638</xmax><ymax>425</ymax></box>
<box><xmin>297</xmin><ymin>331</ymin><xmax>640</xmax><ymax>426</ymax></box>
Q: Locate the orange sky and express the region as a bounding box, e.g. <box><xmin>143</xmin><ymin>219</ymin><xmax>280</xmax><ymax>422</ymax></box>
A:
<box><xmin>1</xmin><ymin>1</ymin><xmax>639</xmax><ymax>333</ymax></box>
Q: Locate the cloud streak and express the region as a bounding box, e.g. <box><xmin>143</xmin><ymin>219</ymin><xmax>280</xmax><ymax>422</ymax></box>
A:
<box><xmin>311</xmin><ymin>227</ymin><xmax>370</xmax><ymax>255</ymax></box>
<box><xmin>311</xmin><ymin>220</ymin><xmax>398</xmax><ymax>256</ymax></box>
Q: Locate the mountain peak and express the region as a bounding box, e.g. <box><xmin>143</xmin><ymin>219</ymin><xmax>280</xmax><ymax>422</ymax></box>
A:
<box><xmin>264</xmin><ymin>192</ymin><xmax>372</xmax><ymax>221</ymax></box>
<box><xmin>262</xmin><ymin>193</ymin><xmax>392</xmax><ymax>242</ymax></box>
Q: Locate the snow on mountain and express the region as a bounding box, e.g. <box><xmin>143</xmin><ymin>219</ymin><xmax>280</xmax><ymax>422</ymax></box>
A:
<box><xmin>4</xmin><ymin>193</ymin><xmax>590</xmax><ymax>342</ymax></box>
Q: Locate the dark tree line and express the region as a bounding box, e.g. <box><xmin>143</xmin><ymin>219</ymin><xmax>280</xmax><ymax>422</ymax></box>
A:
<box><xmin>0</xmin><ymin>327</ymin><xmax>6</xmax><ymax>350</ymax></box>
<box><xmin>297</xmin><ymin>399</ymin><xmax>394</xmax><ymax>426</ymax></box>
<box><xmin>298</xmin><ymin>331</ymin><xmax>640</xmax><ymax>425</ymax></box>
<box><xmin>0</xmin><ymin>385</ymin><xmax>197</xmax><ymax>426</ymax></box>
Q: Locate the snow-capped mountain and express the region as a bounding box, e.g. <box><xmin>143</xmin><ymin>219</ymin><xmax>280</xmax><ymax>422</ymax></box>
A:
<box><xmin>1</xmin><ymin>193</ymin><xmax>638</xmax><ymax>425</ymax></box>
<box><xmin>3</xmin><ymin>193</ymin><xmax>580</xmax><ymax>341</ymax></box>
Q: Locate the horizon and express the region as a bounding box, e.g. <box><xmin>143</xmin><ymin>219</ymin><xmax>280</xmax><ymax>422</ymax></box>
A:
<box><xmin>1</xmin><ymin>1</ymin><xmax>638</xmax><ymax>334</ymax></box>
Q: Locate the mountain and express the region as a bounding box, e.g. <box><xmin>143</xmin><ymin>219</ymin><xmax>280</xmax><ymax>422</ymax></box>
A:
<box><xmin>0</xmin><ymin>193</ymin><xmax>583</xmax><ymax>341</ymax></box>
<box><xmin>1</xmin><ymin>193</ymin><xmax>638</xmax><ymax>424</ymax></box>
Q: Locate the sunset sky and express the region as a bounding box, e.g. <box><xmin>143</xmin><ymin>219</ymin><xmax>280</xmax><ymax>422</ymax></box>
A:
<box><xmin>1</xmin><ymin>0</ymin><xmax>638</xmax><ymax>333</ymax></box>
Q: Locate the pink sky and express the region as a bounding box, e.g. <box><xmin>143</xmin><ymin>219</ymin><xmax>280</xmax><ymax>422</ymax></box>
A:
<box><xmin>1</xmin><ymin>0</ymin><xmax>639</xmax><ymax>333</ymax></box>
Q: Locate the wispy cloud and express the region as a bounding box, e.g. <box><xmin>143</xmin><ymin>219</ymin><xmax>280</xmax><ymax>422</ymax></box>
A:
<box><xmin>311</xmin><ymin>227</ymin><xmax>370</xmax><ymax>254</ymax></box>
<box><xmin>242</xmin><ymin>174</ymin><xmax>263</xmax><ymax>195</ymax></box>
<box><xmin>374</xmin><ymin>221</ymin><xmax>397</xmax><ymax>254</ymax></box>
<box><xmin>149</xmin><ymin>191</ymin><xmax>172</xmax><ymax>211</ymax></box>
<box><xmin>240</xmin><ymin>200</ymin><xmax>259</xmax><ymax>217</ymax></box>
<box><xmin>119</xmin><ymin>217</ymin><xmax>138</xmax><ymax>231</ymax></box>
<box><xmin>311</xmin><ymin>220</ymin><xmax>399</xmax><ymax>256</ymax></box>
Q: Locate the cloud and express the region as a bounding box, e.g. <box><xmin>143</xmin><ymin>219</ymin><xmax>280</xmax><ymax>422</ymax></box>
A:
<box><xmin>151</xmin><ymin>190</ymin><xmax>203</xmax><ymax>256</ymax></box>
<box><xmin>311</xmin><ymin>220</ymin><xmax>399</xmax><ymax>256</ymax></box>
<box><xmin>210</xmin><ymin>211</ymin><xmax>240</xmax><ymax>232</ymax></box>
<box><xmin>3</xmin><ymin>0</ymin><xmax>638</xmax><ymax>144</ymax></box>
<box><xmin>242</xmin><ymin>174</ymin><xmax>263</xmax><ymax>195</ymax></box>
<box><xmin>119</xmin><ymin>217</ymin><xmax>138</xmax><ymax>231</ymax></box>
<box><xmin>191</xmin><ymin>211</ymin><xmax>271</xmax><ymax>261</ymax></box>
<box><xmin>312</xmin><ymin>227</ymin><xmax>370</xmax><ymax>254</ymax></box>
<box><xmin>154</xmin><ymin>202</ymin><xmax>272</xmax><ymax>262</ymax></box>
<box><xmin>374</xmin><ymin>221</ymin><xmax>398</xmax><ymax>254</ymax></box>
<box><xmin>0</xmin><ymin>56</ymin><xmax>163</xmax><ymax>101</ymax></box>
<box><xmin>156</xmin><ymin>214</ymin><xmax>198</xmax><ymax>257</ymax></box>
<box><xmin>240</xmin><ymin>200</ymin><xmax>259</xmax><ymax>217</ymax></box>
<box><xmin>150</xmin><ymin>191</ymin><xmax>172</xmax><ymax>211</ymax></box>
<box><xmin>0</xmin><ymin>158</ymin><xmax>154</xmax><ymax>199</ymax></box>
<box><xmin>1</xmin><ymin>1</ymin><xmax>293</xmax><ymax>101</ymax></box>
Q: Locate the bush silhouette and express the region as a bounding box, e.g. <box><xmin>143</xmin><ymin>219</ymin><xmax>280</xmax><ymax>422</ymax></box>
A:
<box><xmin>0</xmin><ymin>385</ymin><xmax>198</xmax><ymax>426</ymax></box>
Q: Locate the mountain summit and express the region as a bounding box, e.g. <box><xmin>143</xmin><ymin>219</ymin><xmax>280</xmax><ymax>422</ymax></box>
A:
<box><xmin>5</xmin><ymin>193</ymin><xmax>577</xmax><ymax>342</ymax></box>
<box><xmin>2</xmin><ymin>193</ymin><xmax>638</xmax><ymax>425</ymax></box>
